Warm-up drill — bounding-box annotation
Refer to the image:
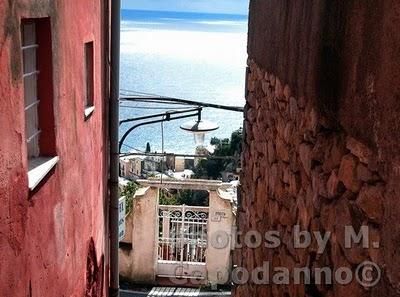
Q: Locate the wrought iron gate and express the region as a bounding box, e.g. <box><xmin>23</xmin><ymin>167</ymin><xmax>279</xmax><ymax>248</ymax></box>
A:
<box><xmin>157</xmin><ymin>205</ymin><xmax>209</xmax><ymax>279</ymax></box>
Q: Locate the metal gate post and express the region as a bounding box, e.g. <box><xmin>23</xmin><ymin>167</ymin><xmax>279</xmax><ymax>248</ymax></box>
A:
<box><xmin>180</xmin><ymin>204</ymin><xmax>186</xmax><ymax>267</ymax></box>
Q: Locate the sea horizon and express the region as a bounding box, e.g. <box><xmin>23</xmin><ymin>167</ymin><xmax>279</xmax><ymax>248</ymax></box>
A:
<box><xmin>122</xmin><ymin>9</ymin><xmax>249</xmax><ymax>19</ymax></box>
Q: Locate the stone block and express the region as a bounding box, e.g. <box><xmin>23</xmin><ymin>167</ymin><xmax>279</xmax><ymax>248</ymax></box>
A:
<box><xmin>283</xmin><ymin>84</ymin><xmax>291</xmax><ymax>101</ymax></box>
<box><xmin>338</xmin><ymin>154</ymin><xmax>362</xmax><ymax>193</ymax></box>
<box><xmin>276</xmin><ymin>137</ymin><xmax>290</xmax><ymax>162</ymax></box>
<box><xmin>246</xmin><ymin>107</ymin><xmax>256</xmax><ymax>123</ymax></box>
<box><xmin>346</xmin><ymin>136</ymin><xmax>373</xmax><ymax>164</ymax></box>
<box><xmin>289</xmin><ymin>97</ymin><xmax>298</xmax><ymax>120</ymax></box>
<box><xmin>269</xmin><ymin>73</ymin><xmax>276</xmax><ymax>86</ymax></box>
<box><xmin>299</xmin><ymin>143</ymin><xmax>313</xmax><ymax>176</ymax></box>
<box><xmin>356</xmin><ymin>185</ymin><xmax>384</xmax><ymax>224</ymax></box>
<box><xmin>356</xmin><ymin>163</ymin><xmax>380</xmax><ymax>183</ymax></box>
<box><xmin>326</xmin><ymin>169</ymin><xmax>341</xmax><ymax>199</ymax></box>
<box><xmin>334</xmin><ymin>199</ymin><xmax>367</xmax><ymax>265</ymax></box>
<box><xmin>275</xmin><ymin>77</ymin><xmax>283</xmax><ymax>99</ymax></box>
<box><xmin>312</xmin><ymin>169</ymin><xmax>328</xmax><ymax>198</ymax></box>
<box><xmin>267</xmin><ymin>140</ymin><xmax>276</xmax><ymax>164</ymax></box>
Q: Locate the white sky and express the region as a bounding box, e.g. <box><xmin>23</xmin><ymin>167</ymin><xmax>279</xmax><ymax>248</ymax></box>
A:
<box><xmin>122</xmin><ymin>0</ymin><xmax>249</xmax><ymax>15</ymax></box>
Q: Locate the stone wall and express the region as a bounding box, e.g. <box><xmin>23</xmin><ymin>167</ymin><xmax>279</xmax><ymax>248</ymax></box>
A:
<box><xmin>234</xmin><ymin>59</ymin><xmax>391</xmax><ymax>296</ymax></box>
<box><xmin>120</xmin><ymin>186</ymin><xmax>159</xmax><ymax>283</ymax></box>
<box><xmin>207</xmin><ymin>189</ymin><xmax>236</xmax><ymax>286</ymax></box>
<box><xmin>235</xmin><ymin>1</ymin><xmax>400</xmax><ymax>296</ymax></box>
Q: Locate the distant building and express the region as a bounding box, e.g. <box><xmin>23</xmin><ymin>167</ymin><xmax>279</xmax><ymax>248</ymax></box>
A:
<box><xmin>165</xmin><ymin>153</ymin><xmax>175</xmax><ymax>170</ymax></box>
<box><xmin>170</xmin><ymin>169</ymin><xmax>194</xmax><ymax>180</ymax></box>
<box><xmin>142</xmin><ymin>155</ymin><xmax>163</xmax><ymax>173</ymax></box>
<box><xmin>165</xmin><ymin>154</ymin><xmax>195</xmax><ymax>172</ymax></box>
<box><xmin>175</xmin><ymin>156</ymin><xmax>185</xmax><ymax>172</ymax></box>
<box><xmin>184</xmin><ymin>157</ymin><xmax>195</xmax><ymax>170</ymax></box>
<box><xmin>120</xmin><ymin>155</ymin><xmax>142</xmax><ymax>180</ymax></box>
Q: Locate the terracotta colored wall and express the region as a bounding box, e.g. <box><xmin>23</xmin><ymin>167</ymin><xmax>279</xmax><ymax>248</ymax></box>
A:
<box><xmin>0</xmin><ymin>1</ymin><xmax>108</xmax><ymax>296</ymax></box>
<box><xmin>235</xmin><ymin>1</ymin><xmax>400</xmax><ymax>296</ymax></box>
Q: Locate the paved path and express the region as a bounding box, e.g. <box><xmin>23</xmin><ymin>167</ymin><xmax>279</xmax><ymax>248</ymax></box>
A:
<box><xmin>121</xmin><ymin>287</ymin><xmax>231</xmax><ymax>297</ymax></box>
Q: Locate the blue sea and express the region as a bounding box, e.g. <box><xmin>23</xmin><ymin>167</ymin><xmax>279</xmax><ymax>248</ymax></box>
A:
<box><xmin>119</xmin><ymin>10</ymin><xmax>248</xmax><ymax>154</ymax></box>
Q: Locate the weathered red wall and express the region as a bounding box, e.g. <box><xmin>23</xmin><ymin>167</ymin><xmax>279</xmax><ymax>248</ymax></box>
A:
<box><xmin>0</xmin><ymin>1</ymin><xmax>109</xmax><ymax>296</ymax></box>
<box><xmin>236</xmin><ymin>1</ymin><xmax>400</xmax><ymax>296</ymax></box>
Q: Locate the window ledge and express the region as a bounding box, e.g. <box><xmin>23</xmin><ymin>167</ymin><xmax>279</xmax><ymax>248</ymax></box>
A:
<box><xmin>84</xmin><ymin>106</ymin><xmax>95</xmax><ymax>119</ymax></box>
<box><xmin>28</xmin><ymin>156</ymin><xmax>59</xmax><ymax>190</ymax></box>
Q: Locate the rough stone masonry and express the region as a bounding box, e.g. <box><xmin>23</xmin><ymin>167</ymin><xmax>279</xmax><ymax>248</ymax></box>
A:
<box><xmin>234</xmin><ymin>1</ymin><xmax>400</xmax><ymax>297</ymax></box>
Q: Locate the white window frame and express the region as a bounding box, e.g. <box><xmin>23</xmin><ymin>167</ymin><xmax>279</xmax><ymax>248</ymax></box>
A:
<box><xmin>22</xmin><ymin>21</ymin><xmax>58</xmax><ymax>191</ymax></box>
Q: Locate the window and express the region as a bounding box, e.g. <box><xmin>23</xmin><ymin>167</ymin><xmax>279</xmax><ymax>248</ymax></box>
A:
<box><xmin>84</xmin><ymin>41</ymin><xmax>94</xmax><ymax>118</ymax></box>
<box><xmin>21</xmin><ymin>19</ymin><xmax>58</xmax><ymax>191</ymax></box>
<box><xmin>22</xmin><ymin>22</ymin><xmax>40</xmax><ymax>158</ymax></box>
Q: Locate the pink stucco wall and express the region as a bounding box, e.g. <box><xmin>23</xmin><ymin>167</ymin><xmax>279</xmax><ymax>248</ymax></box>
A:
<box><xmin>0</xmin><ymin>1</ymin><xmax>109</xmax><ymax>296</ymax></box>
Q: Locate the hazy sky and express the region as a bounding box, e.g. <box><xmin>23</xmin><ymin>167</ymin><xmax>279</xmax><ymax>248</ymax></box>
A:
<box><xmin>122</xmin><ymin>0</ymin><xmax>249</xmax><ymax>15</ymax></box>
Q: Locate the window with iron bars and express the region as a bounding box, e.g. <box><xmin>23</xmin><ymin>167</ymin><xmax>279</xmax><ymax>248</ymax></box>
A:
<box><xmin>21</xmin><ymin>19</ymin><xmax>58</xmax><ymax>191</ymax></box>
<box><xmin>22</xmin><ymin>21</ymin><xmax>40</xmax><ymax>158</ymax></box>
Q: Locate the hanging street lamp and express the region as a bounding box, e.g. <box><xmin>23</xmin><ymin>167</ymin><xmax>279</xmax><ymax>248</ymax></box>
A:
<box><xmin>180</xmin><ymin>112</ymin><xmax>219</xmax><ymax>146</ymax></box>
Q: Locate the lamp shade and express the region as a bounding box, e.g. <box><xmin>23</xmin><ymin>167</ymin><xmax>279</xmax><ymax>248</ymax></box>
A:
<box><xmin>180</xmin><ymin>119</ymin><xmax>219</xmax><ymax>146</ymax></box>
<box><xmin>193</xmin><ymin>132</ymin><xmax>206</xmax><ymax>146</ymax></box>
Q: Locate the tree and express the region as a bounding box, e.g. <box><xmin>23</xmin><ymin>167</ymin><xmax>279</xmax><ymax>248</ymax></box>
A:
<box><xmin>178</xmin><ymin>189</ymin><xmax>209</xmax><ymax>206</ymax></box>
<box><xmin>210</xmin><ymin>137</ymin><xmax>221</xmax><ymax>146</ymax></box>
<box><xmin>145</xmin><ymin>142</ymin><xmax>151</xmax><ymax>153</ymax></box>
<box><xmin>193</xmin><ymin>159</ymin><xmax>208</xmax><ymax>179</ymax></box>
<box><xmin>159</xmin><ymin>189</ymin><xmax>209</xmax><ymax>206</ymax></box>
<box><xmin>194</xmin><ymin>128</ymin><xmax>243</xmax><ymax>179</ymax></box>
<box><xmin>230</xmin><ymin>127</ymin><xmax>242</xmax><ymax>155</ymax></box>
<box><xmin>159</xmin><ymin>189</ymin><xmax>179</xmax><ymax>205</ymax></box>
<box><xmin>204</xmin><ymin>159</ymin><xmax>222</xmax><ymax>179</ymax></box>
<box><xmin>121</xmin><ymin>181</ymin><xmax>138</xmax><ymax>214</ymax></box>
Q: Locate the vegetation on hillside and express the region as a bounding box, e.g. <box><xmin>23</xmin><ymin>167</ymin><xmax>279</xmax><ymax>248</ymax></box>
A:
<box><xmin>194</xmin><ymin>127</ymin><xmax>242</xmax><ymax>179</ymax></box>
<box><xmin>159</xmin><ymin>189</ymin><xmax>209</xmax><ymax>206</ymax></box>
<box><xmin>121</xmin><ymin>181</ymin><xmax>139</xmax><ymax>214</ymax></box>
